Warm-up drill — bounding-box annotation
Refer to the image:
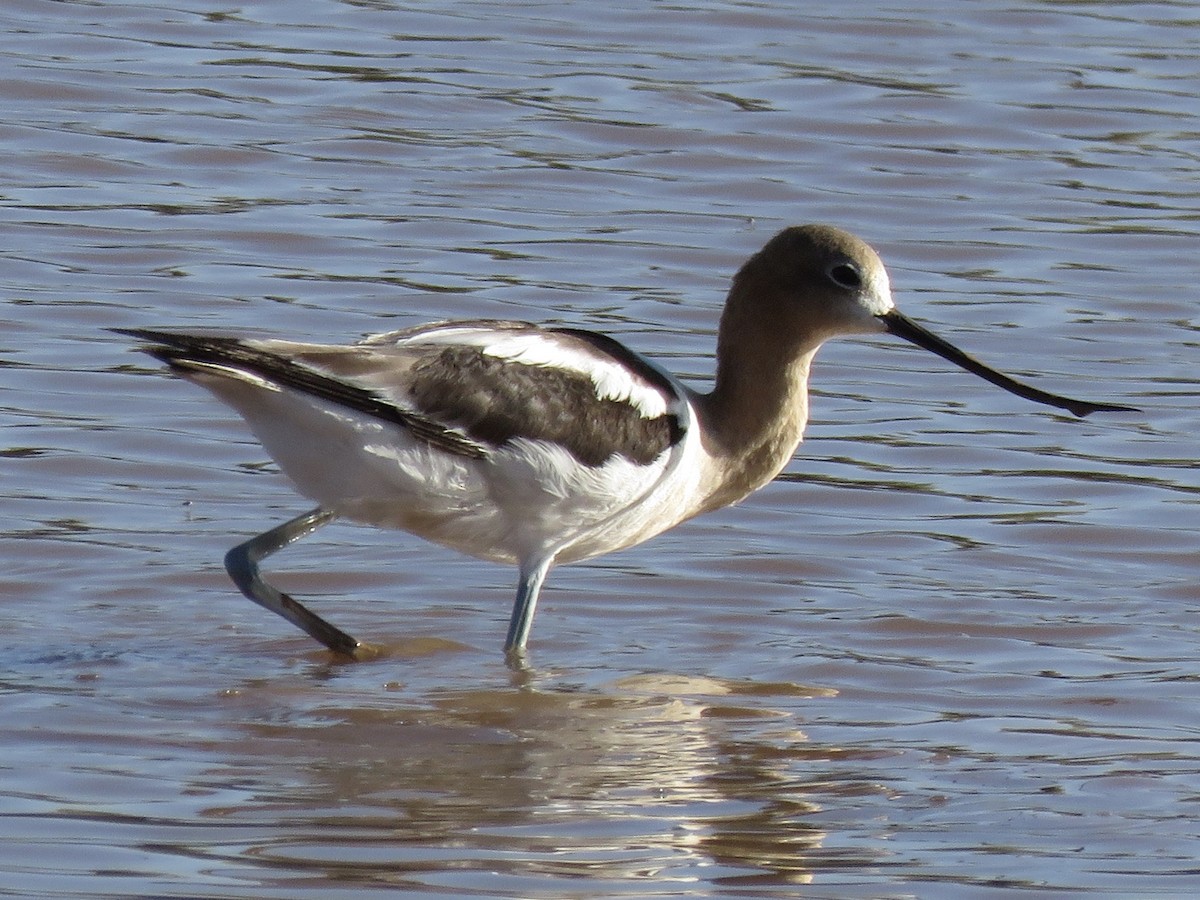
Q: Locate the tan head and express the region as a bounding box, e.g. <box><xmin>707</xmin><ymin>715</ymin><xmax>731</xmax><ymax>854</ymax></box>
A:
<box><xmin>725</xmin><ymin>224</ymin><xmax>895</xmax><ymax>353</ymax></box>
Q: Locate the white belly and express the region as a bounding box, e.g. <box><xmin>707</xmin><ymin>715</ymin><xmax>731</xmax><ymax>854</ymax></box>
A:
<box><xmin>198</xmin><ymin>373</ymin><xmax>702</xmax><ymax>567</ymax></box>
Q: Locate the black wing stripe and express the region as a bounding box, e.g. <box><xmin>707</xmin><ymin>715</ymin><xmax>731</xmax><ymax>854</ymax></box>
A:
<box><xmin>115</xmin><ymin>328</ymin><xmax>488</xmax><ymax>460</ymax></box>
<box><xmin>549</xmin><ymin>326</ymin><xmax>687</xmax><ymax>450</ymax></box>
<box><xmin>407</xmin><ymin>344</ymin><xmax>683</xmax><ymax>467</ymax></box>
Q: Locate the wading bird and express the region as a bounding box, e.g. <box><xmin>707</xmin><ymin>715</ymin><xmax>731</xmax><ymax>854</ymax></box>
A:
<box><xmin>117</xmin><ymin>225</ymin><xmax>1135</xmax><ymax>661</ymax></box>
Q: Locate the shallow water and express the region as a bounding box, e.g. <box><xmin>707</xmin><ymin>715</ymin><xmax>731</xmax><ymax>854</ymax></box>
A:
<box><xmin>3</xmin><ymin>0</ymin><xmax>1197</xmax><ymax>896</ymax></box>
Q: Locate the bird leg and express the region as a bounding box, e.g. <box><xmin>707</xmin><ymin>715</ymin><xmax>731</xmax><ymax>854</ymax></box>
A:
<box><xmin>224</xmin><ymin>507</ymin><xmax>369</xmax><ymax>659</ymax></box>
<box><xmin>504</xmin><ymin>557</ymin><xmax>553</xmax><ymax>664</ymax></box>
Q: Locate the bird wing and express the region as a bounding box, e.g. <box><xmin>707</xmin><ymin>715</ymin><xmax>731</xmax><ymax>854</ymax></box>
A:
<box><xmin>347</xmin><ymin>320</ymin><xmax>689</xmax><ymax>467</ymax></box>
<box><xmin>117</xmin><ymin>321</ymin><xmax>689</xmax><ymax>468</ymax></box>
<box><xmin>115</xmin><ymin>327</ymin><xmax>489</xmax><ymax>459</ymax></box>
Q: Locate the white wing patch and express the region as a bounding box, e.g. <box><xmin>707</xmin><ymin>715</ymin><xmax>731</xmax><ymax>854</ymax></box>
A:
<box><xmin>403</xmin><ymin>325</ymin><xmax>670</xmax><ymax>419</ymax></box>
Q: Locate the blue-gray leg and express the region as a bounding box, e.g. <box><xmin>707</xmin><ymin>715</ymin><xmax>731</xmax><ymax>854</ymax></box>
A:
<box><xmin>224</xmin><ymin>507</ymin><xmax>367</xmax><ymax>658</ymax></box>
<box><xmin>504</xmin><ymin>557</ymin><xmax>553</xmax><ymax>660</ymax></box>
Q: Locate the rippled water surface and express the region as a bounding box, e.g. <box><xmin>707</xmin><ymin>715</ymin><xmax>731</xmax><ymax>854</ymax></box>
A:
<box><xmin>3</xmin><ymin>1</ymin><xmax>1197</xmax><ymax>896</ymax></box>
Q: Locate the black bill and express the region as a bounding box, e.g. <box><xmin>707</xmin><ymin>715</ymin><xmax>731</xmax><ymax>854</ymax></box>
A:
<box><xmin>877</xmin><ymin>310</ymin><xmax>1138</xmax><ymax>418</ymax></box>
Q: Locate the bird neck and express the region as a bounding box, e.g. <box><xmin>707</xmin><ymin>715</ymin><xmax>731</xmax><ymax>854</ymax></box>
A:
<box><xmin>694</xmin><ymin>291</ymin><xmax>821</xmax><ymax>510</ymax></box>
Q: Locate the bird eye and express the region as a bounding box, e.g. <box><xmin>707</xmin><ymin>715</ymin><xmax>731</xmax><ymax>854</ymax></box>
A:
<box><xmin>827</xmin><ymin>262</ymin><xmax>862</xmax><ymax>290</ymax></box>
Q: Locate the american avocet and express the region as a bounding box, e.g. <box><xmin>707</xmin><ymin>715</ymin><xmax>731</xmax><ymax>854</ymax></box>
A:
<box><xmin>117</xmin><ymin>225</ymin><xmax>1136</xmax><ymax>661</ymax></box>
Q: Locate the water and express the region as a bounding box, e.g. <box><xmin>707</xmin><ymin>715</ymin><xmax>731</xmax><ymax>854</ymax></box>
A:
<box><xmin>3</xmin><ymin>0</ymin><xmax>1197</xmax><ymax>896</ymax></box>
